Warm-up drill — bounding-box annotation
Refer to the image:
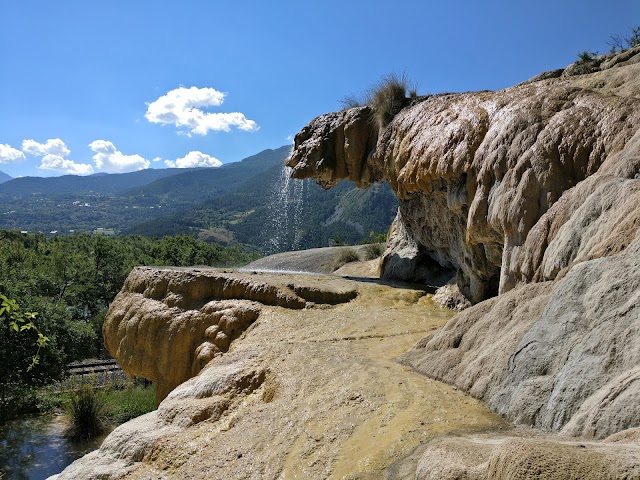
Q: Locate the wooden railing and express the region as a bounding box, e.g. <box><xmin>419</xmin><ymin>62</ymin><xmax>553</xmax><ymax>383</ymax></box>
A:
<box><xmin>67</xmin><ymin>359</ymin><xmax>123</xmax><ymax>377</ymax></box>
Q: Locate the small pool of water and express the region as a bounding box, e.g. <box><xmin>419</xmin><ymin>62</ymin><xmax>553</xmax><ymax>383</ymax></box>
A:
<box><xmin>0</xmin><ymin>414</ymin><xmax>105</xmax><ymax>479</ymax></box>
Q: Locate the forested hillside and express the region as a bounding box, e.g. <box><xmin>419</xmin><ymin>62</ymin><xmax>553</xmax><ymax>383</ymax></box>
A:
<box><xmin>0</xmin><ymin>230</ymin><xmax>257</xmax><ymax>414</ymax></box>
<box><xmin>126</xmin><ymin>160</ymin><xmax>398</xmax><ymax>253</ymax></box>
<box><xmin>0</xmin><ymin>147</ymin><xmax>290</xmax><ymax>233</ymax></box>
<box><xmin>0</xmin><ymin>146</ymin><xmax>398</xmax><ymax>253</ymax></box>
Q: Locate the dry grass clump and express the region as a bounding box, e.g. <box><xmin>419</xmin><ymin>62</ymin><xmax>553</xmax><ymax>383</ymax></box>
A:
<box><xmin>370</xmin><ymin>73</ymin><xmax>413</xmax><ymax>128</ymax></box>
<box><xmin>340</xmin><ymin>72</ymin><xmax>417</xmax><ymax>129</ymax></box>
<box><xmin>331</xmin><ymin>248</ymin><xmax>360</xmax><ymax>271</ymax></box>
<box><xmin>363</xmin><ymin>243</ymin><xmax>384</xmax><ymax>260</ymax></box>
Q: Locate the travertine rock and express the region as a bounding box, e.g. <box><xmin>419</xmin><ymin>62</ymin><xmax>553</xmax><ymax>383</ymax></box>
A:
<box><xmin>51</xmin><ymin>351</ymin><xmax>264</xmax><ymax>479</ymax></box>
<box><xmin>416</xmin><ymin>429</ymin><xmax>640</xmax><ymax>480</ymax></box>
<box><xmin>287</xmin><ymin>46</ymin><xmax>640</xmax><ymax>303</ymax></box>
<box><xmin>54</xmin><ymin>49</ymin><xmax>640</xmax><ymax>479</ymax></box>
<box><xmin>400</xmin><ymin>235</ymin><xmax>640</xmax><ymax>438</ymax></box>
<box><xmin>286</xmin><ymin>46</ymin><xmax>640</xmax><ymax>451</ymax></box>
<box><xmin>54</xmin><ymin>272</ymin><xmax>508</xmax><ymax>480</ymax></box>
<box><xmin>103</xmin><ymin>267</ymin><xmax>357</xmax><ymax>402</ymax></box>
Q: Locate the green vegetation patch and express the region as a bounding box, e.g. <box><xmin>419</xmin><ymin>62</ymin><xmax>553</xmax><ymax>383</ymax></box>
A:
<box><xmin>0</xmin><ymin>230</ymin><xmax>258</xmax><ymax>422</ymax></box>
<box><xmin>64</xmin><ymin>380</ymin><xmax>156</xmax><ymax>440</ymax></box>
<box><xmin>331</xmin><ymin>248</ymin><xmax>360</xmax><ymax>271</ymax></box>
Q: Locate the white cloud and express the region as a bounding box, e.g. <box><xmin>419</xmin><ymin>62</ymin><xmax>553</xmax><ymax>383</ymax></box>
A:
<box><xmin>38</xmin><ymin>154</ymin><xmax>94</xmax><ymax>175</ymax></box>
<box><xmin>145</xmin><ymin>86</ymin><xmax>258</xmax><ymax>136</ymax></box>
<box><xmin>22</xmin><ymin>138</ymin><xmax>71</xmax><ymax>158</ymax></box>
<box><xmin>0</xmin><ymin>143</ymin><xmax>26</xmax><ymax>164</ymax></box>
<box><xmin>89</xmin><ymin>140</ymin><xmax>150</xmax><ymax>173</ymax></box>
<box><xmin>164</xmin><ymin>151</ymin><xmax>222</xmax><ymax>168</ymax></box>
<box><xmin>22</xmin><ymin>138</ymin><xmax>94</xmax><ymax>175</ymax></box>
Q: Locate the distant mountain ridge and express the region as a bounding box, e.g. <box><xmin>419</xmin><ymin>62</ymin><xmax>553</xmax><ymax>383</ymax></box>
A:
<box><xmin>0</xmin><ymin>171</ymin><xmax>12</xmax><ymax>184</ymax></box>
<box><xmin>0</xmin><ymin>167</ymin><xmax>200</xmax><ymax>197</ymax></box>
<box><xmin>126</xmin><ymin>160</ymin><xmax>397</xmax><ymax>253</ymax></box>
<box><xmin>0</xmin><ymin>145</ymin><xmax>397</xmax><ymax>253</ymax></box>
<box><xmin>124</xmin><ymin>147</ymin><xmax>291</xmax><ymax>205</ymax></box>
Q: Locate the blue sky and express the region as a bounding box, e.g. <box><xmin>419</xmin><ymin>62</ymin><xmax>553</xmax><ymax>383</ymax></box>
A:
<box><xmin>1</xmin><ymin>0</ymin><xmax>638</xmax><ymax>177</ymax></box>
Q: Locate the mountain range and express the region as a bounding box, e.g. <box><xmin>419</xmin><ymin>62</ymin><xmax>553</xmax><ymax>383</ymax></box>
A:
<box><xmin>0</xmin><ymin>171</ymin><xmax>12</xmax><ymax>184</ymax></box>
<box><xmin>0</xmin><ymin>146</ymin><xmax>397</xmax><ymax>253</ymax></box>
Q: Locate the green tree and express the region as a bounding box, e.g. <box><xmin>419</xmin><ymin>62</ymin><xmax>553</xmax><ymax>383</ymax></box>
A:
<box><xmin>0</xmin><ymin>294</ymin><xmax>48</xmax><ymax>421</ymax></box>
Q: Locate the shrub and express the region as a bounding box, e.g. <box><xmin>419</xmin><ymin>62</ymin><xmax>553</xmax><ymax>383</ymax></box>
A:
<box><xmin>609</xmin><ymin>26</ymin><xmax>640</xmax><ymax>53</ymax></box>
<box><xmin>629</xmin><ymin>26</ymin><xmax>640</xmax><ymax>48</ymax></box>
<box><xmin>331</xmin><ymin>248</ymin><xmax>360</xmax><ymax>271</ymax></box>
<box><xmin>569</xmin><ymin>51</ymin><xmax>600</xmax><ymax>76</ymax></box>
<box><xmin>369</xmin><ymin>73</ymin><xmax>413</xmax><ymax>128</ymax></box>
<box><xmin>577</xmin><ymin>50</ymin><xmax>597</xmax><ymax>63</ymax></box>
<box><xmin>66</xmin><ymin>384</ymin><xmax>106</xmax><ymax>440</ymax></box>
<box><xmin>340</xmin><ymin>73</ymin><xmax>417</xmax><ymax>129</ymax></box>
<box><xmin>363</xmin><ymin>243</ymin><xmax>384</xmax><ymax>260</ymax></box>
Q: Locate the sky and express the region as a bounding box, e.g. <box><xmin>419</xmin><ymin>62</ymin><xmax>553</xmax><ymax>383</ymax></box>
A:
<box><xmin>1</xmin><ymin>0</ymin><xmax>638</xmax><ymax>178</ymax></box>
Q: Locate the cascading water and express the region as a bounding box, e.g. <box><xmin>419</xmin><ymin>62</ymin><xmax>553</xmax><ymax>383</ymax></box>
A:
<box><xmin>265</xmin><ymin>164</ymin><xmax>306</xmax><ymax>254</ymax></box>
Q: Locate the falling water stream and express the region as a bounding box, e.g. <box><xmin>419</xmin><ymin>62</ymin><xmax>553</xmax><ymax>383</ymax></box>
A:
<box><xmin>265</xmin><ymin>165</ymin><xmax>306</xmax><ymax>254</ymax></box>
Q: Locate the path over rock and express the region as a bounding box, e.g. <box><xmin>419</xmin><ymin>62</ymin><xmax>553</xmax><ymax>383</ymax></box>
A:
<box><xmin>56</xmin><ymin>267</ymin><xmax>640</xmax><ymax>478</ymax></box>
<box><xmin>56</xmin><ymin>268</ymin><xmax>507</xmax><ymax>479</ymax></box>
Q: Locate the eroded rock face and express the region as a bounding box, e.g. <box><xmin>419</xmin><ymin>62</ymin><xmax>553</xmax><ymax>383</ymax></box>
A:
<box><xmin>287</xmin><ymin>46</ymin><xmax>640</xmax><ymax>303</ymax></box>
<box><xmin>286</xmin><ymin>47</ymin><xmax>640</xmax><ymax>442</ymax></box>
<box><xmin>401</xmin><ymin>235</ymin><xmax>640</xmax><ymax>438</ymax></box>
<box><xmin>415</xmin><ymin>429</ymin><xmax>640</xmax><ymax>480</ymax></box>
<box><xmin>103</xmin><ymin>267</ymin><xmax>357</xmax><ymax>402</ymax></box>
<box><xmin>56</xmin><ymin>272</ymin><xmax>511</xmax><ymax>480</ymax></box>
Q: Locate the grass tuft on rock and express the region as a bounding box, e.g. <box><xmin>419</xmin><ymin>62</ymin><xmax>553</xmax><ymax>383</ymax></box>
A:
<box><xmin>363</xmin><ymin>243</ymin><xmax>385</xmax><ymax>260</ymax></box>
<box><xmin>331</xmin><ymin>248</ymin><xmax>360</xmax><ymax>271</ymax></box>
<box><xmin>340</xmin><ymin>73</ymin><xmax>416</xmax><ymax>128</ymax></box>
<box><xmin>369</xmin><ymin>73</ymin><xmax>412</xmax><ymax>128</ymax></box>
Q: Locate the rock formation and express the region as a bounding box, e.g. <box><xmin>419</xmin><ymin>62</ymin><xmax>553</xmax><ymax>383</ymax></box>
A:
<box><xmin>287</xmin><ymin>47</ymin><xmax>640</xmax><ymax>440</ymax></box>
<box><xmin>400</xmin><ymin>236</ymin><xmax>640</xmax><ymax>438</ymax></box>
<box><xmin>55</xmin><ymin>265</ymin><xmax>640</xmax><ymax>479</ymax></box>
<box><xmin>287</xmin><ymin>46</ymin><xmax>640</xmax><ymax>304</ymax></box>
<box><xmin>103</xmin><ymin>267</ymin><xmax>357</xmax><ymax>402</ymax></box>
<box><xmin>415</xmin><ymin>428</ymin><xmax>640</xmax><ymax>479</ymax></box>
<box><xmin>54</xmin><ymin>49</ymin><xmax>640</xmax><ymax>479</ymax></box>
<box><xmin>54</xmin><ymin>270</ymin><xmax>511</xmax><ymax>479</ymax></box>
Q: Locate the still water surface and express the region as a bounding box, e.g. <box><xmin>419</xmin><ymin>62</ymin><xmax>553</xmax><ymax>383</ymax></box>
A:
<box><xmin>0</xmin><ymin>415</ymin><xmax>104</xmax><ymax>479</ymax></box>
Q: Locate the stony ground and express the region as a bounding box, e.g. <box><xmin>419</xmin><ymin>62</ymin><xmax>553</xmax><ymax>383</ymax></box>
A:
<box><xmin>55</xmin><ymin>271</ymin><xmax>508</xmax><ymax>479</ymax></box>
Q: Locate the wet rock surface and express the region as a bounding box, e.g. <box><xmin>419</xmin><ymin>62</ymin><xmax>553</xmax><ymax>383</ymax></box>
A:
<box><xmin>401</xmin><ymin>236</ymin><xmax>640</xmax><ymax>439</ymax></box>
<box><xmin>55</xmin><ymin>270</ymin><xmax>509</xmax><ymax>479</ymax></box>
